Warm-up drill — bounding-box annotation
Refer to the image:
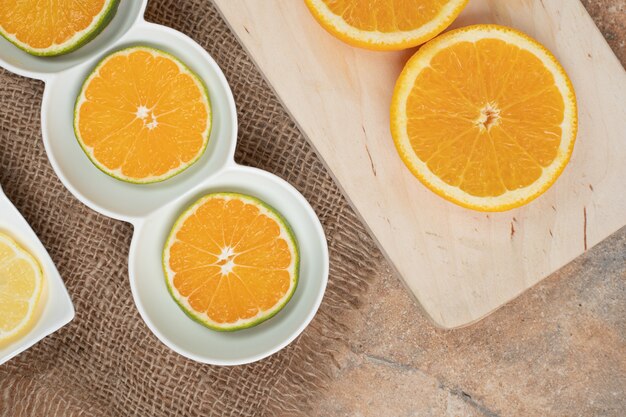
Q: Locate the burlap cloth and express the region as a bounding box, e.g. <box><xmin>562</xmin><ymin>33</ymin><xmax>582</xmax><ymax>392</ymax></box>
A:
<box><xmin>0</xmin><ymin>1</ymin><xmax>387</xmax><ymax>416</ymax></box>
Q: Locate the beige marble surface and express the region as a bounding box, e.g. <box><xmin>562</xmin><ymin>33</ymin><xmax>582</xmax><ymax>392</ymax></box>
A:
<box><xmin>306</xmin><ymin>2</ymin><xmax>626</xmax><ymax>416</ymax></box>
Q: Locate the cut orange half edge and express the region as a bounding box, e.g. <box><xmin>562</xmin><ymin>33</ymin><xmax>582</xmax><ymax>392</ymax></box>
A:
<box><xmin>304</xmin><ymin>0</ymin><xmax>469</xmax><ymax>50</ymax></box>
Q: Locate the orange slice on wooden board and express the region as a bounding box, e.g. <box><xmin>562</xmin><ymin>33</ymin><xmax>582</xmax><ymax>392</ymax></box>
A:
<box><xmin>163</xmin><ymin>193</ymin><xmax>299</xmax><ymax>331</ymax></box>
<box><xmin>0</xmin><ymin>0</ymin><xmax>119</xmax><ymax>56</ymax></box>
<box><xmin>74</xmin><ymin>46</ymin><xmax>212</xmax><ymax>184</ymax></box>
<box><xmin>391</xmin><ymin>25</ymin><xmax>578</xmax><ymax>211</ymax></box>
<box><xmin>304</xmin><ymin>0</ymin><xmax>469</xmax><ymax>50</ymax></box>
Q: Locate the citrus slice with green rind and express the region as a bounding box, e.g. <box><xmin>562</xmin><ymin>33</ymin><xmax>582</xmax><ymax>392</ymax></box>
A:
<box><xmin>0</xmin><ymin>0</ymin><xmax>120</xmax><ymax>57</ymax></box>
<box><xmin>0</xmin><ymin>232</ymin><xmax>45</xmax><ymax>346</ymax></box>
<box><xmin>163</xmin><ymin>193</ymin><xmax>299</xmax><ymax>331</ymax></box>
<box><xmin>74</xmin><ymin>46</ymin><xmax>212</xmax><ymax>184</ymax></box>
<box><xmin>304</xmin><ymin>0</ymin><xmax>468</xmax><ymax>51</ymax></box>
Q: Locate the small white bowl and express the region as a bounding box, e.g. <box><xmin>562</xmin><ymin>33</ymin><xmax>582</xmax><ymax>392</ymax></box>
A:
<box><xmin>41</xmin><ymin>22</ymin><xmax>238</xmax><ymax>221</ymax></box>
<box><xmin>130</xmin><ymin>165</ymin><xmax>329</xmax><ymax>365</ymax></box>
<box><xmin>0</xmin><ymin>4</ymin><xmax>329</xmax><ymax>365</ymax></box>
<box><xmin>0</xmin><ymin>186</ymin><xmax>74</xmax><ymax>365</ymax></box>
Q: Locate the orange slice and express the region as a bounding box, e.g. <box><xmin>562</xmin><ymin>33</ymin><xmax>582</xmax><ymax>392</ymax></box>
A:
<box><xmin>0</xmin><ymin>0</ymin><xmax>119</xmax><ymax>56</ymax></box>
<box><xmin>304</xmin><ymin>0</ymin><xmax>468</xmax><ymax>50</ymax></box>
<box><xmin>74</xmin><ymin>46</ymin><xmax>212</xmax><ymax>184</ymax></box>
<box><xmin>391</xmin><ymin>25</ymin><xmax>578</xmax><ymax>211</ymax></box>
<box><xmin>163</xmin><ymin>193</ymin><xmax>299</xmax><ymax>331</ymax></box>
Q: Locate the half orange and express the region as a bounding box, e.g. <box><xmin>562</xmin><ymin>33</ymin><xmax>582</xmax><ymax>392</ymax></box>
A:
<box><xmin>391</xmin><ymin>25</ymin><xmax>578</xmax><ymax>211</ymax></box>
<box><xmin>304</xmin><ymin>0</ymin><xmax>468</xmax><ymax>50</ymax></box>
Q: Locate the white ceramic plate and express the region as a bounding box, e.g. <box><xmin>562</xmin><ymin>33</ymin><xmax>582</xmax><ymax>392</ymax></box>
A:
<box><xmin>0</xmin><ymin>186</ymin><xmax>74</xmax><ymax>365</ymax></box>
<box><xmin>0</xmin><ymin>0</ymin><xmax>329</xmax><ymax>365</ymax></box>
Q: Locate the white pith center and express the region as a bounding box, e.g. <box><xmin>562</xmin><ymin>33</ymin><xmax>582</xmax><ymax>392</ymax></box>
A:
<box><xmin>217</xmin><ymin>246</ymin><xmax>236</xmax><ymax>275</ymax></box>
<box><xmin>135</xmin><ymin>105</ymin><xmax>159</xmax><ymax>130</ymax></box>
<box><xmin>476</xmin><ymin>102</ymin><xmax>501</xmax><ymax>131</ymax></box>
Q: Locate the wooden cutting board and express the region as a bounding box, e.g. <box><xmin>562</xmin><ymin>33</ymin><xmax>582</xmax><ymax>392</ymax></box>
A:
<box><xmin>213</xmin><ymin>0</ymin><xmax>626</xmax><ymax>328</ymax></box>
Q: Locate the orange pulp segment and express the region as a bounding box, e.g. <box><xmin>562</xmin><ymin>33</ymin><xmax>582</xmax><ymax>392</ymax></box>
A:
<box><xmin>304</xmin><ymin>0</ymin><xmax>469</xmax><ymax>50</ymax></box>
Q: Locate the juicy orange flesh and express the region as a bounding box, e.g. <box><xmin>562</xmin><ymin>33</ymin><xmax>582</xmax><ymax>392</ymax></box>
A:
<box><xmin>168</xmin><ymin>197</ymin><xmax>293</xmax><ymax>325</ymax></box>
<box><xmin>406</xmin><ymin>38</ymin><xmax>564</xmax><ymax>197</ymax></box>
<box><xmin>0</xmin><ymin>0</ymin><xmax>106</xmax><ymax>49</ymax></box>
<box><xmin>323</xmin><ymin>0</ymin><xmax>450</xmax><ymax>32</ymax></box>
<box><xmin>78</xmin><ymin>50</ymin><xmax>208</xmax><ymax>179</ymax></box>
<box><xmin>0</xmin><ymin>242</ymin><xmax>36</xmax><ymax>332</ymax></box>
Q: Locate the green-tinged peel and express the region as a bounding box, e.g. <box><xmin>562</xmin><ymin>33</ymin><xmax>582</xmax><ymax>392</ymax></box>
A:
<box><xmin>162</xmin><ymin>193</ymin><xmax>300</xmax><ymax>332</ymax></box>
<box><xmin>73</xmin><ymin>46</ymin><xmax>212</xmax><ymax>184</ymax></box>
<box><xmin>0</xmin><ymin>0</ymin><xmax>120</xmax><ymax>57</ymax></box>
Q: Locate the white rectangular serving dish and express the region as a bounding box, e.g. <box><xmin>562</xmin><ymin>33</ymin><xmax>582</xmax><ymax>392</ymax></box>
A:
<box><xmin>0</xmin><ymin>186</ymin><xmax>74</xmax><ymax>365</ymax></box>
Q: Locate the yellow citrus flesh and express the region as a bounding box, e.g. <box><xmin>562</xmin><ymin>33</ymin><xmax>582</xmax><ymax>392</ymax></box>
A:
<box><xmin>0</xmin><ymin>0</ymin><xmax>118</xmax><ymax>56</ymax></box>
<box><xmin>163</xmin><ymin>193</ymin><xmax>299</xmax><ymax>331</ymax></box>
<box><xmin>0</xmin><ymin>233</ymin><xmax>45</xmax><ymax>346</ymax></box>
<box><xmin>391</xmin><ymin>25</ymin><xmax>577</xmax><ymax>211</ymax></box>
<box><xmin>304</xmin><ymin>0</ymin><xmax>468</xmax><ymax>50</ymax></box>
<box><xmin>75</xmin><ymin>46</ymin><xmax>212</xmax><ymax>183</ymax></box>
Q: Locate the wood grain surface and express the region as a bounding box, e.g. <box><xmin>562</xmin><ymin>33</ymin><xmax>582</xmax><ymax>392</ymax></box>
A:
<box><xmin>214</xmin><ymin>0</ymin><xmax>626</xmax><ymax>328</ymax></box>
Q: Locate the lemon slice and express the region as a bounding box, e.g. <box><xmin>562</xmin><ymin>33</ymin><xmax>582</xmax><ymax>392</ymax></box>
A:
<box><xmin>74</xmin><ymin>46</ymin><xmax>212</xmax><ymax>184</ymax></box>
<box><xmin>0</xmin><ymin>232</ymin><xmax>45</xmax><ymax>345</ymax></box>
